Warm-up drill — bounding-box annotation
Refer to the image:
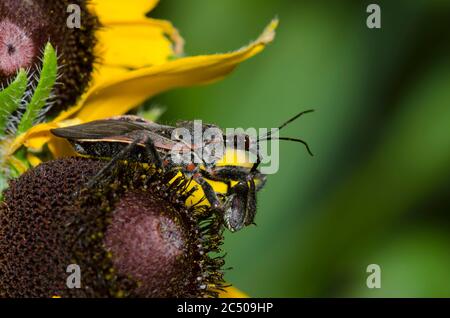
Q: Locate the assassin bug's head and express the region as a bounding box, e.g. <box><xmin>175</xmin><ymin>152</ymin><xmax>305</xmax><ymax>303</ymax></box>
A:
<box><xmin>217</xmin><ymin>110</ymin><xmax>314</xmax><ymax>173</ymax></box>
<box><xmin>213</xmin><ymin>110</ymin><xmax>314</xmax><ymax>233</ymax></box>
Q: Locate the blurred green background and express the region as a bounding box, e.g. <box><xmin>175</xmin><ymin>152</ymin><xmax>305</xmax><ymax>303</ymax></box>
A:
<box><xmin>152</xmin><ymin>0</ymin><xmax>450</xmax><ymax>297</ymax></box>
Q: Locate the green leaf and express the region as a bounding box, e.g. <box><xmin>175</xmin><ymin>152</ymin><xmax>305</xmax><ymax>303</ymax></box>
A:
<box><xmin>17</xmin><ymin>42</ymin><xmax>57</xmax><ymax>135</ymax></box>
<box><xmin>0</xmin><ymin>69</ymin><xmax>28</xmax><ymax>137</ymax></box>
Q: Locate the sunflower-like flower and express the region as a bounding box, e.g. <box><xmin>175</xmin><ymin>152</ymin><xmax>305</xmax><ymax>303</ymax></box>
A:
<box><xmin>1</xmin><ymin>158</ymin><xmax>227</xmax><ymax>297</ymax></box>
<box><xmin>0</xmin><ymin>0</ymin><xmax>276</xmax><ymax>298</ymax></box>
<box><xmin>2</xmin><ymin>0</ymin><xmax>277</xmax><ymax>171</ymax></box>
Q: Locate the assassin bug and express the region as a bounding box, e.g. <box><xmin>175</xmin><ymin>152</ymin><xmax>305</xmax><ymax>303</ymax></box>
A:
<box><xmin>51</xmin><ymin>110</ymin><xmax>313</xmax><ymax>232</ymax></box>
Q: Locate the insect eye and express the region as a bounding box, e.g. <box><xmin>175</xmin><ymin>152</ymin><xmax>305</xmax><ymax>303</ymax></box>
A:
<box><xmin>173</xmin><ymin>129</ymin><xmax>185</xmax><ymax>141</ymax></box>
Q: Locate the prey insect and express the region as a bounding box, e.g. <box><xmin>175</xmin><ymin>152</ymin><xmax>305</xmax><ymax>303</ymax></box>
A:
<box><xmin>51</xmin><ymin>110</ymin><xmax>313</xmax><ymax>232</ymax></box>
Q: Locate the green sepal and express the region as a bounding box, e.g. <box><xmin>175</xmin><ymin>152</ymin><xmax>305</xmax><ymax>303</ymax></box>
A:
<box><xmin>0</xmin><ymin>69</ymin><xmax>28</xmax><ymax>137</ymax></box>
<box><xmin>17</xmin><ymin>43</ymin><xmax>58</xmax><ymax>135</ymax></box>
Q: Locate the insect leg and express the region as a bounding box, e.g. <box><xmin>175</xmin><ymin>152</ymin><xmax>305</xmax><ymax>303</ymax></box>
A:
<box><xmin>205</xmin><ymin>167</ymin><xmax>260</xmax><ymax>231</ymax></box>
<box><xmin>210</xmin><ymin>165</ymin><xmax>267</xmax><ymax>191</ymax></box>
<box><xmin>193</xmin><ymin>175</ymin><xmax>222</xmax><ymax>210</ymax></box>
<box><xmin>199</xmin><ymin>169</ymin><xmax>232</xmax><ymax>193</ymax></box>
<box><xmin>244</xmin><ymin>178</ymin><xmax>257</xmax><ymax>227</ymax></box>
<box><xmin>85</xmin><ymin>139</ymin><xmax>140</xmax><ymax>189</ymax></box>
<box><xmin>222</xmin><ymin>181</ymin><xmax>249</xmax><ymax>232</ymax></box>
<box><xmin>199</xmin><ymin>168</ymin><xmax>257</xmax><ymax>232</ymax></box>
<box><xmin>142</xmin><ymin>135</ymin><xmax>164</xmax><ymax>170</ymax></box>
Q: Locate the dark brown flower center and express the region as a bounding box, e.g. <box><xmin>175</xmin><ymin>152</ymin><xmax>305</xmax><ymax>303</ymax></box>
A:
<box><xmin>105</xmin><ymin>191</ymin><xmax>189</xmax><ymax>296</ymax></box>
<box><xmin>0</xmin><ymin>158</ymin><xmax>225</xmax><ymax>298</ymax></box>
<box><xmin>0</xmin><ymin>0</ymin><xmax>98</xmax><ymax>115</ymax></box>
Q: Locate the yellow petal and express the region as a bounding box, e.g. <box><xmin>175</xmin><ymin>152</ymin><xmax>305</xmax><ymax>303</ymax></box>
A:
<box><xmin>90</xmin><ymin>66</ymin><xmax>130</xmax><ymax>93</ymax></box>
<box><xmin>54</xmin><ymin>18</ymin><xmax>184</xmax><ymax>124</ymax></box>
<box><xmin>47</xmin><ymin>138</ymin><xmax>78</xmax><ymax>159</ymax></box>
<box><xmin>26</xmin><ymin>153</ymin><xmax>42</xmax><ymax>167</ymax></box>
<box><xmin>145</xmin><ymin>18</ymin><xmax>185</xmax><ymax>56</ymax></box>
<box><xmin>52</xmin><ymin>66</ymin><xmax>128</xmax><ymax>123</ymax></box>
<box><xmin>7</xmin><ymin>124</ymin><xmax>56</xmax><ymax>156</ymax></box>
<box><xmin>74</xmin><ymin>19</ymin><xmax>278</xmax><ymax>122</ymax></box>
<box><xmin>89</xmin><ymin>0</ymin><xmax>159</xmax><ymax>23</ymax></box>
<box><xmin>219</xmin><ymin>286</ymin><xmax>249</xmax><ymax>298</ymax></box>
<box><xmin>96</xmin><ymin>21</ymin><xmax>175</xmax><ymax>70</ymax></box>
<box><xmin>7</xmin><ymin>156</ymin><xmax>28</xmax><ymax>175</ymax></box>
<box><xmin>7</xmin><ymin>119</ymin><xmax>82</xmax><ymax>156</ymax></box>
<box><xmin>23</xmin><ymin>126</ymin><xmax>58</xmax><ymax>152</ymax></box>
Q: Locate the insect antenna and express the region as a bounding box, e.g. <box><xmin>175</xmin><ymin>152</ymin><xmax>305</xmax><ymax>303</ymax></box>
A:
<box><xmin>251</xmin><ymin>109</ymin><xmax>314</xmax><ymax>172</ymax></box>
<box><xmin>260</xmin><ymin>109</ymin><xmax>314</xmax><ymax>141</ymax></box>
<box><xmin>258</xmin><ymin>136</ymin><xmax>313</xmax><ymax>156</ymax></box>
